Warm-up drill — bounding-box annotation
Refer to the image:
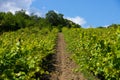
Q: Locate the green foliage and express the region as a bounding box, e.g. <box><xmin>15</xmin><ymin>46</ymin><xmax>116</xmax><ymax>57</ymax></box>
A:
<box><xmin>108</xmin><ymin>24</ymin><xmax>120</xmax><ymax>28</ymax></box>
<box><xmin>46</xmin><ymin>10</ymin><xmax>65</xmax><ymax>26</ymax></box>
<box><xmin>0</xmin><ymin>10</ymin><xmax>81</xmax><ymax>33</ymax></box>
<box><xmin>0</xmin><ymin>27</ymin><xmax>58</xmax><ymax>79</ymax></box>
<box><xmin>0</xmin><ymin>12</ymin><xmax>17</xmax><ymax>31</ymax></box>
<box><xmin>0</xmin><ymin>10</ymin><xmax>49</xmax><ymax>32</ymax></box>
<box><xmin>63</xmin><ymin>27</ymin><xmax>120</xmax><ymax>80</ymax></box>
<box><xmin>45</xmin><ymin>10</ymin><xmax>81</xmax><ymax>30</ymax></box>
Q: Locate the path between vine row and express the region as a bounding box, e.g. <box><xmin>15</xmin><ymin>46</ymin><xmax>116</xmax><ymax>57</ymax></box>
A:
<box><xmin>49</xmin><ymin>33</ymin><xmax>86</xmax><ymax>80</ymax></box>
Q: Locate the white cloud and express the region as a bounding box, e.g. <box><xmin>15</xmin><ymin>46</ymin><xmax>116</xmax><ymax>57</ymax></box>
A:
<box><xmin>0</xmin><ymin>0</ymin><xmax>44</xmax><ymax>16</ymax></box>
<box><xmin>53</xmin><ymin>10</ymin><xmax>59</xmax><ymax>14</ymax></box>
<box><xmin>103</xmin><ymin>25</ymin><xmax>109</xmax><ymax>28</ymax></box>
<box><xmin>29</xmin><ymin>7</ymin><xmax>45</xmax><ymax>17</ymax></box>
<box><xmin>0</xmin><ymin>0</ymin><xmax>34</xmax><ymax>14</ymax></box>
<box><xmin>66</xmin><ymin>16</ymin><xmax>86</xmax><ymax>26</ymax></box>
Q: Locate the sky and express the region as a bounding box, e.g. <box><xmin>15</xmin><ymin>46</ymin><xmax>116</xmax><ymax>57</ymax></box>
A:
<box><xmin>0</xmin><ymin>0</ymin><xmax>120</xmax><ymax>28</ymax></box>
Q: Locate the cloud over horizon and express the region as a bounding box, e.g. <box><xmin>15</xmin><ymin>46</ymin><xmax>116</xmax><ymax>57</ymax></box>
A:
<box><xmin>66</xmin><ymin>16</ymin><xmax>86</xmax><ymax>26</ymax></box>
<box><xmin>0</xmin><ymin>1</ymin><xmax>87</xmax><ymax>25</ymax></box>
<box><xmin>0</xmin><ymin>0</ymin><xmax>34</xmax><ymax>14</ymax></box>
<box><xmin>0</xmin><ymin>0</ymin><xmax>47</xmax><ymax>16</ymax></box>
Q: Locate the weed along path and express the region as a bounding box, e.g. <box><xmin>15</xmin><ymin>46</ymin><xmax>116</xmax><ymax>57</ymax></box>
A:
<box><xmin>50</xmin><ymin>33</ymin><xmax>86</xmax><ymax>80</ymax></box>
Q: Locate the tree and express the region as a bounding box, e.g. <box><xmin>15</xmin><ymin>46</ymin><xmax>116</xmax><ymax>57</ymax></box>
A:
<box><xmin>0</xmin><ymin>12</ymin><xmax>18</xmax><ymax>31</ymax></box>
<box><xmin>46</xmin><ymin>10</ymin><xmax>60</xmax><ymax>26</ymax></box>
<box><xmin>15</xmin><ymin>9</ymin><xmax>31</xmax><ymax>28</ymax></box>
<box><xmin>108</xmin><ymin>24</ymin><xmax>119</xmax><ymax>28</ymax></box>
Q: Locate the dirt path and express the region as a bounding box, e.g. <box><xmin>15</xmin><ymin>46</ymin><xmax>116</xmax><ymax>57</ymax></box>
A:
<box><xmin>50</xmin><ymin>33</ymin><xmax>86</xmax><ymax>80</ymax></box>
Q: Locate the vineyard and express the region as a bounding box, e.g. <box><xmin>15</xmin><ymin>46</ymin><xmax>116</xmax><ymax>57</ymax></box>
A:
<box><xmin>63</xmin><ymin>27</ymin><xmax>120</xmax><ymax>80</ymax></box>
<box><xmin>0</xmin><ymin>26</ymin><xmax>120</xmax><ymax>80</ymax></box>
<box><xmin>0</xmin><ymin>7</ymin><xmax>120</xmax><ymax>80</ymax></box>
<box><xmin>0</xmin><ymin>27</ymin><xmax>58</xmax><ymax>79</ymax></box>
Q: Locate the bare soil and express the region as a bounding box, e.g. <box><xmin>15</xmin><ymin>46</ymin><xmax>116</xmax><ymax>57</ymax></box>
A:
<box><xmin>50</xmin><ymin>33</ymin><xmax>86</xmax><ymax>80</ymax></box>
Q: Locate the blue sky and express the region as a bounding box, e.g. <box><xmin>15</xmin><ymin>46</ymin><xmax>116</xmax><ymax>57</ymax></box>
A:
<box><xmin>0</xmin><ymin>0</ymin><xmax>120</xmax><ymax>27</ymax></box>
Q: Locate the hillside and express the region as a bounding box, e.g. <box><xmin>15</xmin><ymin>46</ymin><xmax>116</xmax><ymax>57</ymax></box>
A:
<box><xmin>0</xmin><ymin>10</ymin><xmax>120</xmax><ymax>80</ymax></box>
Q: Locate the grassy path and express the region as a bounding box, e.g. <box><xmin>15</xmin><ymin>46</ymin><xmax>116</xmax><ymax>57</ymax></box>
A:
<box><xmin>50</xmin><ymin>33</ymin><xmax>86</xmax><ymax>80</ymax></box>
